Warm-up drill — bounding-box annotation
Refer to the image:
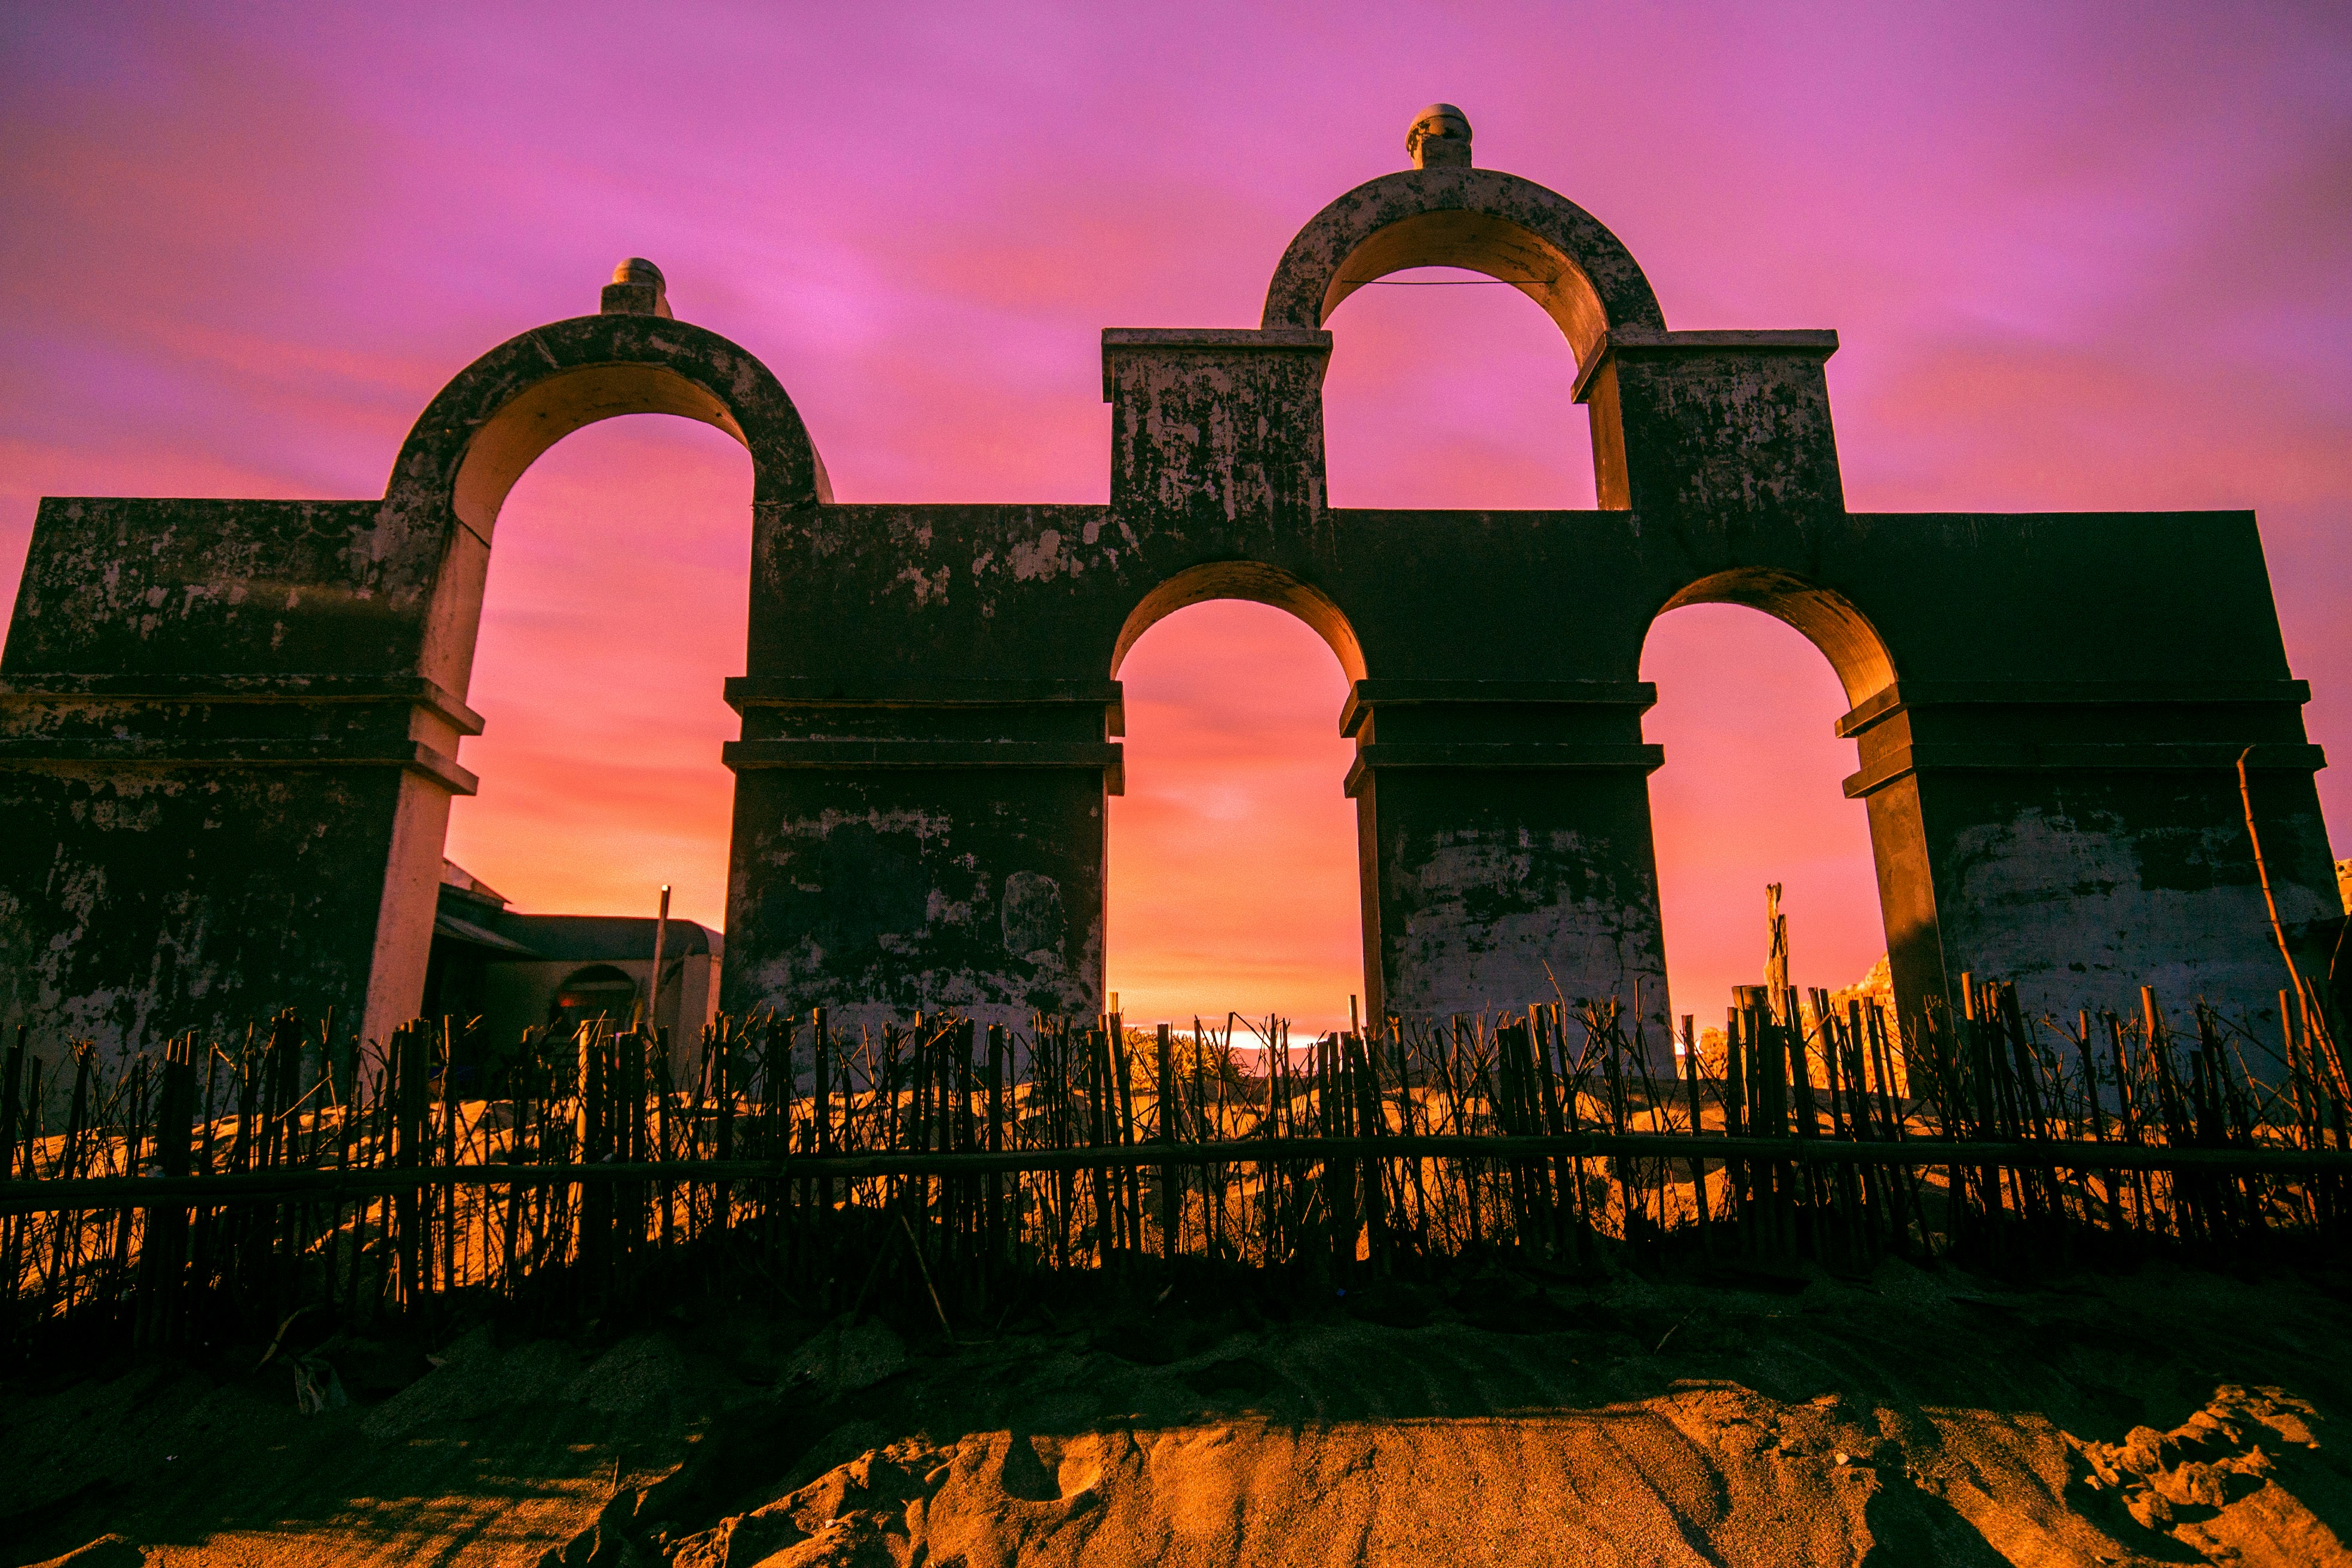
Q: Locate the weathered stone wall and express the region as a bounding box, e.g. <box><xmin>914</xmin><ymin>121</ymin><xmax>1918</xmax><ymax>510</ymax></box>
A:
<box><xmin>2</xmin><ymin>497</ymin><xmax>442</xmax><ymax>675</ymax></box>
<box><xmin>1</xmin><ymin>123</ymin><xmax>2334</xmax><ymax>1069</ymax></box>
<box><xmin>725</xmin><ymin>484</ymin><xmax>2334</xmax><ymax>1035</ymax></box>
<box><xmin>0</xmin><ymin>491</ymin><xmax>468</xmax><ymax>1061</ymax></box>
<box><xmin>0</xmin><ymin>307</ymin><xmax>822</xmax><ymax>1068</ymax></box>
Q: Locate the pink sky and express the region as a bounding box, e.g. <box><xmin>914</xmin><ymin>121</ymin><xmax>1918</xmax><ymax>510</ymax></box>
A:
<box><xmin>4</xmin><ymin>3</ymin><xmax>2346</xmax><ymax>1033</ymax></box>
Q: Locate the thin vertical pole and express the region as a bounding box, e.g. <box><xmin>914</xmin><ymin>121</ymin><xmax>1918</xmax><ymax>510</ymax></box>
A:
<box><xmin>1683</xmin><ymin>1014</ymin><xmax>1711</xmax><ymax>1255</ymax></box>
<box><xmin>647</xmin><ymin>885</ymin><xmax>672</xmax><ymax>1039</ymax></box>
<box><xmin>1156</xmin><ymin>1022</ymin><xmax>1177</xmax><ymax>1263</ymax></box>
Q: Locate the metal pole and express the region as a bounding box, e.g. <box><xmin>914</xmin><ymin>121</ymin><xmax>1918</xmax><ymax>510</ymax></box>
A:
<box><xmin>647</xmin><ymin>885</ymin><xmax>671</xmax><ymax>1039</ymax></box>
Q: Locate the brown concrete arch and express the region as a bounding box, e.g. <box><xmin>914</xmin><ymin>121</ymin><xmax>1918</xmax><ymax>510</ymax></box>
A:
<box><xmin>384</xmin><ymin>313</ymin><xmax>829</xmax><ymax>699</ymax></box>
<box><xmin>356</xmin><ymin>310</ymin><xmax>832</xmax><ymax>1042</ymax></box>
<box><xmin>1656</xmin><ymin>568</ymin><xmax>1897</xmax><ymax>708</ymax></box>
<box><xmin>5</xmin><ymin>117</ymin><xmax>2333</xmax><ymax>1069</ymax></box>
<box><xmin>1110</xmin><ymin>561</ymin><xmax>1367</xmax><ymax>683</ymax></box>
<box><xmin>1639</xmin><ymin>573</ymin><xmax>1923</xmax><ymax>1013</ymax></box>
<box><xmin>1260</xmin><ymin>167</ymin><xmax>1667</xmax><ymax>366</ymax></box>
<box><xmin>1260</xmin><ymin>166</ymin><xmax>1682</xmax><ymax>515</ymax></box>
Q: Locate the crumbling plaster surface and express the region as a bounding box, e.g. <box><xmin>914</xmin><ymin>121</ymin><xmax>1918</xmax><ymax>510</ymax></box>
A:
<box><xmin>1380</xmin><ymin>822</ymin><xmax>1668</xmax><ymax>1023</ymax></box>
<box><xmin>0</xmin><ymin>768</ymin><xmax>402</xmax><ymax>1055</ymax></box>
<box><xmin>724</xmin><ymin>785</ymin><xmax>1105</xmax><ymax>1037</ymax></box>
<box><xmin>7</xmin><ymin>498</ymin><xmax>429</xmax><ymax>676</ymax></box>
<box><xmin>1931</xmin><ymin>782</ymin><xmax>2340</xmax><ymax>1022</ymax></box>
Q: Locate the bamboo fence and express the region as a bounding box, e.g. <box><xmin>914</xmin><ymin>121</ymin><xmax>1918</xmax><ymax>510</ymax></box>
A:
<box><xmin>1</xmin><ymin>973</ymin><xmax>2345</xmax><ymax>1357</ymax></box>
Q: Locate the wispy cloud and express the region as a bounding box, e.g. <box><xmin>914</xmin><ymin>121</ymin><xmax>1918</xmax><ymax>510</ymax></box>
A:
<box><xmin>4</xmin><ymin>1</ymin><xmax>2345</xmax><ymax>1028</ymax></box>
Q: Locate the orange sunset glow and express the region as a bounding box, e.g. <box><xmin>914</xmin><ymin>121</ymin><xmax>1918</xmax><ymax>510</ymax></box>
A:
<box><xmin>7</xmin><ymin>12</ymin><xmax>2351</xmax><ymax>1566</ymax></box>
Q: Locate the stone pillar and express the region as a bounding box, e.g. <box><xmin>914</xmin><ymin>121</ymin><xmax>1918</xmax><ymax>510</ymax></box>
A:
<box><xmin>1343</xmin><ymin>680</ymin><xmax>1669</xmax><ymax>1029</ymax></box>
<box><xmin>719</xmin><ymin>677</ymin><xmax>1123</xmax><ymax>1033</ymax></box>
<box><xmin>1840</xmin><ymin>679</ymin><xmax>2335</xmax><ymax>1032</ymax></box>
<box><xmin>1538</xmin><ymin>330</ymin><xmax>1851</xmax><ymax>1033</ymax></box>
<box><xmin>0</xmin><ymin>489</ymin><xmax>474</xmax><ymax>1068</ymax></box>
<box><xmin>0</xmin><ymin>670</ymin><xmax>480</xmax><ymax>1059</ymax></box>
<box><xmin>1102</xmin><ymin>327</ymin><xmax>1331</xmax><ymax>534</ymax></box>
<box><xmin>1576</xmin><ymin>328</ymin><xmax>1845</xmax><ymax>519</ymax></box>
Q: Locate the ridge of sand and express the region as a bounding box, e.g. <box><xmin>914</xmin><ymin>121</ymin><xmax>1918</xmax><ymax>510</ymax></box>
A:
<box><xmin>5</xmin><ymin>1258</ymin><xmax>2349</xmax><ymax>1566</ymax></box>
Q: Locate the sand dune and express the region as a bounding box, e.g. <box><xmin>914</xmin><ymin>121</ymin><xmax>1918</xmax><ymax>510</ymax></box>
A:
<box><xmin>6</xmin><ymin>1257</ymin><xmax>2348</xmax><ymax>1566</ymax></box>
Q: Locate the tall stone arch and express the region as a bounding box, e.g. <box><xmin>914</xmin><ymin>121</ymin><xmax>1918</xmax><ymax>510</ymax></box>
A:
<box><xmin>722</xmin><ymin>112</ymin><xmax>2333</xmax><ymax>1037</ymax></box>
<box><xmin>1260</xmin><ymin>163</ymin><xmax>1664</xmax><ymax>515</ymax></box>
<box><xmin>386</xmin><ymin>301</ymin><xmax>831</xmax><ymax>701</ymax></box>
<box><xmin>353</xmin><ymin>296</ymin><xmax>830</xmax><ymax>1047</ymax></box>
<box><xmin>4</xmin><ymin>114</ymin><xmax>2334</xmax><ymax>1060</ymax></box>
<box><xmin>0</xmin><ymin>270</ymin><xmax>828</xmax><ymax>1051</ymax></box>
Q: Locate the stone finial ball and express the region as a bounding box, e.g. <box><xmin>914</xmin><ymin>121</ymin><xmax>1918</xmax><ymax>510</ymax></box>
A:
<box><xmin>612</xmin><ymin>257</ymin><xmax>666</xmax><ymax>288</ymax></box>
<box><xmin>1406</xmin><ymin>103</ymin><xmax>1473</xmax><ymax>166</ymax></box>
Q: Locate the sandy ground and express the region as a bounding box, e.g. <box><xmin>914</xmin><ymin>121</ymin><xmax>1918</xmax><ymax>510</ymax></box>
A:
<box><xmin>4</xmin><ymin>1255</ymin><xmax>2349</xmax><ymax>1567</ymax></box>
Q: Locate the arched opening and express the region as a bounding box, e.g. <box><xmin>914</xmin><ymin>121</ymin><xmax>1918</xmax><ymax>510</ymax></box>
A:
<box><xmin>387</xmin><ymin>316</ymin><xmax>829</xmax><ymax>703</ymax></box>
<box><xmin>1260</xmin><ymin>165</ymin><xmax>1665</xmax><ymax>513</ymax></box>
<box><xmin>1107</xmin><ymin>598</ymin><xmax>1361</xmax><ymax>1036</ymax></box>
<box><xmin>439</xmin><ymin>413</ymin><xmax>751</xmax><ymax>933</ymax></box>
<box><xmin>415</xmin><ymin>360</ymin><xmax>808</xmax><ymax>699</ymax></box>
<box><xmin>1640</xmin><ymin>589</ymin><xmax>1891</xmax><ymax>1032</ymax></box>
<box><xmin>1260</xmin><ymin>170</ymin><xmax>1665</xmax><ymax>360</ymax></box>
<box><xmin>549</xmin><ymin>964</ymin><xmax>640</xmax><ymax>1036</ymax></box>
<box><xmin>1321</xmin><ymin>269</ymin><xmax>1596</xmax><ymax>510</ymax></box>
<box><xmin>372</xmin><ymin>312</ymin><xmax>827</xmax><ymax>1046</ymax></box>
<box><xmin>1660</xmin><ymin>568</ymin><xmax>1895</xmax><ymax>709</ymax></box>
<box><xmin>1111</xmin><ymin>561</ymin><xmax>1365</xmax><ymax>684</ymax></box>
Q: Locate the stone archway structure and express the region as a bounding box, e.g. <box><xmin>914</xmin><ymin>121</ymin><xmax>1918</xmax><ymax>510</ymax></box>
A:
<box><xmin>2</xmin><ymin>120</ymin><xmax>2338</xmax><ymax>1058</ymax></box>
<box><xmin>0</xmin><ymin>264</ymin><xmax>826</xmax><ymax>1047</ymax></box>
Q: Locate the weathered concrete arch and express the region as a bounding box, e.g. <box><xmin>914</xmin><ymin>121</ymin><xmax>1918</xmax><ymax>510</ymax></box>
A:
<box><xmin>1637</xmin><ymin>578</ymin><xmax>1919</xmax><ymax>1009</ymax></box>
<box><xmin>362</xmin><ymin>311</ymin><xmax>829</xmax><ymax>1044</ymax></box>
<box><xmin>3</xmin><ymin>111</ymin><xmax>2337</xmax><ymax>1070</ymax></box>
<box><xmin>1261</xmin><ymin>166</ymin><xmax>1666</xmax><ymax>365</ymax></box>
<box><xmin>1110</xmin><ymin>561</ymin><xmax>1367</xmax><ymax>683</ymax></box>
<box><xmin>1655</xmin><ymin>568</ymin><xmax>1897</xmax><ymax>709</ymax></box>
<box><xmin>1260</xmin><ymin>165</ymin><xmax>1811</xmax><ymax>517</ymax></box>
<box><xmin>0</xmin><ymin>285</ymin><xmax>841</xmax><ymax>1056</ymax></box>
<box><xmin>385</xmin><ymin>312</ymin><xmax>831</xmax><ymax>698</ymax></box>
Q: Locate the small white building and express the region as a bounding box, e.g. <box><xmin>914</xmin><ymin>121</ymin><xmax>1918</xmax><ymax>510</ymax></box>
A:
<box><xmin>424</xmin><ymin>860</ymin><xmax>721</xmax><ymax>1091</ymax></box>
